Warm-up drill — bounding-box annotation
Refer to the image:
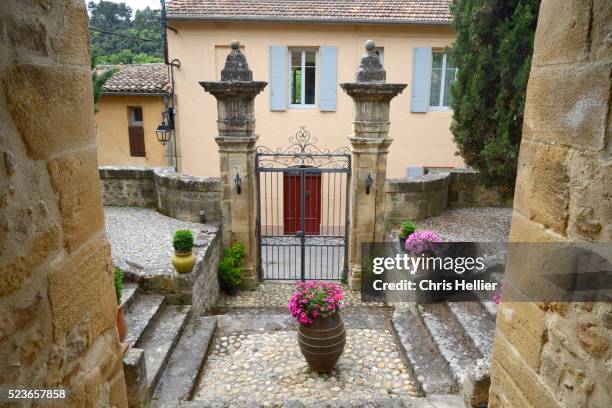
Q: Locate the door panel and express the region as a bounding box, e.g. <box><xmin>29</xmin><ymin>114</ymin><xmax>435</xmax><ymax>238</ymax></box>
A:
<box><xmin>283</xmin><ymin>171</ymin><xmax>321</xmax><ymax>235</ymax></box>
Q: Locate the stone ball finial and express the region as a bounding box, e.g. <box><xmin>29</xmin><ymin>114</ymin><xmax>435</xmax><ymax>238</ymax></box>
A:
<box><xmin>356</xmin><ymin>40</ymin><xmax>385</xmax><ymax>83</ymax></box>
<box><xmin>230</xmin><ymin>40</ymin><xmax>240</xmax><ymax>50</ymax></box>
<box><xmin>365</xmin><ymin>40</ymin><xmax>376</xmax><ymax>52</ymax></box>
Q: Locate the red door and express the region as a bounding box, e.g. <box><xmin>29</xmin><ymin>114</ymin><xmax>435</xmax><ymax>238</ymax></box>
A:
<box><xmin>283</xmin><ymin>171</ymin><xmax>321</xmax><ymax>235</ymax></box>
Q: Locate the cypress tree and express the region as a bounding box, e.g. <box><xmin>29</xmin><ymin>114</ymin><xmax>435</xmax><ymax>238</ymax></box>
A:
<box><xmin>449</xmin><ymin>0</ymin><xmax>540</xmax><ymax>192</ymax></box>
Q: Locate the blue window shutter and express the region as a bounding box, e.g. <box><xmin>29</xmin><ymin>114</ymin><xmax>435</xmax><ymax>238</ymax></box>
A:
<box><xmin>411</xmin><ymin>47</ymin><xmax>433</xmax><ymax>113</ymax></box>
<box><xmin>269</xmin><ymin>46</ymin><xmax>287</xmax><ymax>111</ymax></box>
<box><xmin>319</xmin><ymin>46</ymin><xmax>338</xmax><ymax>112</ymax></box>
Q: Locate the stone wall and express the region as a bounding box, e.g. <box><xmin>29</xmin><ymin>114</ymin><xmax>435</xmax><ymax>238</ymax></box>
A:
<box><xmin>384</xmin><ymin>169</ymin><xmax>510</xmax><ymax>228</ymax></box>
<box><xmin>0</xmin><ymin>1</ymin><xmax>127</xmax><ymax>406</ymax></box>
<box><xmin>488</xmin><ymin>1</ymin><xmax>611</xmax><ymax>407</ymax></box>
<box><xmin>99</xmin><ymin>166</ymin><xmax>222</xmax><ymax>223</ymax></box>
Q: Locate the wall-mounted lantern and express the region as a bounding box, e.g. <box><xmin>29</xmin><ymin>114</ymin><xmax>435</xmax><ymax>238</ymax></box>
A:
<box><xmin>234</xmin><ymin>173</ymin><xmax>242</xmax><ymax>194</ymax></box>
<box><xmin>155</xmin><ymin>107</ymin><xmax>175</xmax><ymax>146</ymax></box>
<box><xmin>365</xmin><ymin>173</ymin><xmax>373</xmax><ymax>195</ymax></box>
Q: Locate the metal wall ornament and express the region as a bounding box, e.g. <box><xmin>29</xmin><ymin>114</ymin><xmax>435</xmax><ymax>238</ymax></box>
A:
<box><xmin>234</xmin><ymin>173</ymin><xmax>242</xmax><ymax>194</ymax></box>
<box><xmin>365</xmin><ymin>173</ymin><xmax>373</xmax><ymax>195</ymax></box>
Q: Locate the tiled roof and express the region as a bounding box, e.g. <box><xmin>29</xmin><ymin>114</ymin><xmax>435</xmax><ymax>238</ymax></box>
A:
<box><xmin>97</xmin><ymin>63</ymin><xmax>170</xmax><ymax>95</ymax></box>
<box><xmin>166</xmin><ymin>0</ymin><xmax>452</xmax><ymax>24</ymax></box>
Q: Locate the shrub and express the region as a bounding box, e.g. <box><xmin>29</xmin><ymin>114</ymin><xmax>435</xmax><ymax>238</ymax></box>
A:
<box><xmin>113</xmin><ymin>267</ymin><xmax>123</xmax><ymax>305</ymax></box>
<box><xmin>172</xmin><ymin>229</ymin><xmax>194</xmax><ymax>252</ymax></box>
<box><xmin>218</xmin><ymin>242</ymin><xmax>245</xmax><ymax>288</ymax></box>
<box><xmin>288</xmin><ymin>281</ymin><xmax>344</xmax><ymax>325</ymax></box>
<box><xmin>449</xmin><ymin>0</ymin><xmax>540</xmax><ymax>192</ymax></box>
<box><xmin>399</xmin><ymin>220</ymin><xmax>417</xmax><ymax>238</ymax></box>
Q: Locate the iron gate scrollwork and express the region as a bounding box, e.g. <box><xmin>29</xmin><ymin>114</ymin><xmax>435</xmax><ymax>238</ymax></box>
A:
<box><xmin>256</xmin><ymin>127</ymin><xmax>351</xmax><ymax>281</ymax></box>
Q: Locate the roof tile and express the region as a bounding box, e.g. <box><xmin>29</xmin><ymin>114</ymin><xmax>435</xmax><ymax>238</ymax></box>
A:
<box><xmin>166</xmin><ymin>0</ymin><xmax>452</xmax><ymax>24</ymax></box>
<box><xmin>96</xmin><ymin>63</ymin><xmax>170</xmax><ymax>95</ymax></box>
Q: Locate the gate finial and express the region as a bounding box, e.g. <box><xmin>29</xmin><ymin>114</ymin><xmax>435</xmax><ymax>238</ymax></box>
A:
<box><xmin>356</xmin><ymin>40</ymin><xmax>385</xmax><ymax>83</ymax></box>
<box><xmin>221</xmin><ymin>40</ymin><xmax>253</xmax><ymax>81</ymax></box>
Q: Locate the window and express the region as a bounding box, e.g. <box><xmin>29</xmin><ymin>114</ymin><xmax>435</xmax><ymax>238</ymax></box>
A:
<box><xmin>373</xmin><ymin>47</ymin><xmax>384</xmax><ymax>64</ymax></box>
<box><xmin>429</xmin><ymin>52</ymin><xmax>457</xmax><ymax>109</ymax></box>
<box><xmin>127</xmin><ymin>107</ymin><xmax>145</xmax><ymax>157</ymax></box>
<box><xmin>289</xmin><ymin>49</ymin><xmax>317</xmax><ymax>107</ymax></box>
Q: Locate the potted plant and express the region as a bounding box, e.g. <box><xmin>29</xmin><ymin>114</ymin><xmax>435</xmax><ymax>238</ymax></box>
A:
<box><xmin>405</xmin><ymin>230</ymin><xmax>444</xmax><ymax>302</ymax></box>
<box><xmin>398</xmin><ymin>220</ymin><xmax>417</xmax><ymax>251</ymax></box>
<box><xmin>172</xmin><ymin>229</ymin><xmax>196</xmax><ymax>274</ymax></box>
<box><xmin>218</xmin><ymin>242</ymin><xmax>245</xmax><ymax>295</ymax></box>
<box><xmin>114</xmin><ymin>267</ymin><xmax>127</xmax><ymax>344</ymax></box>
<box><xmin>288</xmin><ymin>281</ymin><xmax>346</xmax><ymax>373</ymax></box>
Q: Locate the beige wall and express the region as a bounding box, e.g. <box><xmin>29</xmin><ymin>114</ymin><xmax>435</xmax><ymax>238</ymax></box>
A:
<box><xmin>96</xmin><ymin>95</ymin><xmax>167</xmax><ymax>166</ymax></box>
<box><xmin>167</xmin><ymin>21</ymin><xmax>463</xmax><ymax>177</ymax></box>
<box><xmin>1</xmin><ymin>1</ymin><xmax>127</xmax><ymax>406</ymax></box>
<box><xmin>489</xmin><ymin>0</ymin><xmax>611</xmax><ymax>407</ymax></box>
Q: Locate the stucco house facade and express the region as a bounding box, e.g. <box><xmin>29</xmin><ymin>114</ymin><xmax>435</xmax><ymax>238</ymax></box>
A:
<box><xmin>165</xmin><ymin>0</ymin><xmax>463</xmax><ymax>178</ymax></box>
<box><xmin>95</xmin><ymin>63</ymin><xmax>171</xmax><ymax>167</ymax></box>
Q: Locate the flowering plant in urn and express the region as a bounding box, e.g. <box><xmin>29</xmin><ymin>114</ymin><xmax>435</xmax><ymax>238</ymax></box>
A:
<box><xmin>289</xmin><ymin>281</ymin><xmax>346</xmax><ymax>372</ymax></box>
<box><xmin>404</xmin><ymin>230</ymin><xmax>442</xmax><ymax>254</ymax></box>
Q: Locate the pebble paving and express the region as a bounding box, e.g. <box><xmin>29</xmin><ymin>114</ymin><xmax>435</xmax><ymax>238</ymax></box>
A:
<box><xmin>194</xmin><ymin>328</ymin><xmax>418</xmax><ymax>404</ymax></box>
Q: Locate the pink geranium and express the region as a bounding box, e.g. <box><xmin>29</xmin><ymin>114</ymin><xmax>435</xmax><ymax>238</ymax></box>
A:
<box><xmin>288</xmin><ymin>281</ymin><xmax>344</xmax><ymax>325</ymax></box>
<box><xmin>404</xmin><ymin>230</ymin><xmax>442</xmax><ymax>254</ymax></box>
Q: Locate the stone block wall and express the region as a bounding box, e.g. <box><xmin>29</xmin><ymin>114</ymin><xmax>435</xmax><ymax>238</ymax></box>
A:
<box><xmin>0</xmin><ymin>1</ymin><xmax>127</xmax><ymax>406</ymax></box>
<box><xmin>99</xmin><ymin>166</ymin><xmax>222</xmax><ymax>223</ymax></box>
<box><xmin>384</xmin><ymin>169</ymin><xmax>510</xmax><ymax>229</ymax></box>
<box><xmin>488</xmin><ymin>1</ymin><xmax>612</xmax><ymax>407</ymax></box>
<box><xmin>448</xmin><ymin>169</ymin><xmax>513</xmax><ymax>208</ymax></box>
<box><xmin>385</xmin><ymin>173</ymin><xmax>450</xmax><ymax>227</ymax></box>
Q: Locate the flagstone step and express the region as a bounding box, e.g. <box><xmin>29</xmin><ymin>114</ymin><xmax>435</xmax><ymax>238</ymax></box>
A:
<box><xmin>392</xmin><ymin>307</ymin><xmax>457</xmax><ymax>395</ymax></box>
<box><xmin>137</xmin><ymin>304</ymin><xmax>191</xmax><ymax>392</ymax></box>
<box><xmin>124</xmin><ymin>293</ymin><xmax>165</xmax><ymax>347</ymax></box>
<box><xmin>152</xmin><ymin>316</ymin><xmax>217</xmax><ymax>402</ymax></box>
<box><xmin>418</xmin><ymin>303</ymin><xmax>482</xmax><ymax>385</ymax></box>
<box><xmin>446</xmin><ymin>301</ymin><xmax>495</xmax><ymax>360</ymax></box>
<box><xmin>119</xmin><ymin>282</ymin><xmax>139</xmax><ymax>309</ymax></box>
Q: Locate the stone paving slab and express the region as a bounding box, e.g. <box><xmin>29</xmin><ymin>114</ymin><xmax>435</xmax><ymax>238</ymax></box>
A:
<box><xmin>193</xmin><ymin>328</ymin><xmax>418</xmax><ymax>405</ymax></box>
<box><xmin>392</xmin><ymin>307</ymin><xmax>456</xmax><ymax>395</ymax></box>
<box><xmin>153</xmin><ymin>316</ymin><xmax>217</xmax><ymax>402</ymax></box>
<box><xmin>139</xmin><ymin>305</ymin><xmax>191</xmax><ymax>390</ymax></box>
<box><xmin>125</xmin><ymin>293</ymin><xmax>165</xmax><ymax>347</ymax></box>
<box><xmin>446</xmin><ymin>301</ymin><xmax>495</xmax><ymax>361</ymax></box>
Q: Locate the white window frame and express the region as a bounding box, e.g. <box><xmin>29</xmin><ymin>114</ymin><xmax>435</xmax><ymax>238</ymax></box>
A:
<box><xmin>288</xmin><ymin>48</ymin><xmax>318</xmax><ymax>109</ymax></box>
<box><xmin>374</xmin><ymin>47</ymin><xmax>384</xmax><ymax>65</ymax></box>
<box><xmin>429</xmin><ymin>52</ymin><xmax>457</xmax><ymax>111</ymax></box>
<box><xmin>129</xmin><ymin>106</ymin><xmax>144</xmax><ymax>125</ymax></box>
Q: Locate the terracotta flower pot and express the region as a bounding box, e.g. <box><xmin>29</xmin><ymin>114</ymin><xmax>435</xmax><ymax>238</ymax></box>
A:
<box><xmin>172</xmin><ymin>249</ymin><xmax>196</xmax><ymax>274</ymax></box>
<box><xmin>298</xmin><ymin>313</ymin><xmax>346</xmax><ymax>373</ymax></box>
<box><xmin>117</xmin><ymin>305</ymin><xmax>127</xmax><ymax>342</ymax></box>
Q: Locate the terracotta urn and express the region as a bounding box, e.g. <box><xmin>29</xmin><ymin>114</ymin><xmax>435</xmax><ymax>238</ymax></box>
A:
<box><xmin>172</xmin><ymin>250</ymin><xmax>196</xmax><ymax>274</ymax></box>
<box><xmin>298</xmin><ymin>313</ymin><xmax>346</xmax><ymax>373</ymax></box>
<box><xmin>117</xmin><ymin>305</ymin><xmax>127</xmax><ymax>342</ymax></box>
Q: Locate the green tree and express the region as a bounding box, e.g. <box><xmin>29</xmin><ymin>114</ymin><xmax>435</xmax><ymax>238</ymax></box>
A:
<box><xmin>92</xmin><ymin>68</ymin><xmax>116</xmax><ymax>114</ymax></box>
<box><xmin>449</xmin><ymin>0</ymin><xmax>540</xmax><ymax>192</ymax></box>
<box><xmin>88</xmin><ymin>1</ymin><xmax>163</xmax><ymax>66</ymax></box>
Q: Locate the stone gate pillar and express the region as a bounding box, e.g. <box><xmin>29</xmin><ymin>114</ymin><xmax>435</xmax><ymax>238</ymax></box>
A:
<box><xmin>341</xmin><ymin>40</ymin><xmax>406</xmax><ymax>289</ymax></box>
<box><xmin>200</xmin><ymin>41</ymin><xmax>267</xmax><ymax>288</ymax></box>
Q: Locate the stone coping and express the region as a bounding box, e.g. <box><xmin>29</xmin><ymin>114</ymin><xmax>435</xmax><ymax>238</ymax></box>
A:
<box><xmin>386</xmin><ymin>172</ymin><xmax>451</xmax><ymax>192</ymax></box>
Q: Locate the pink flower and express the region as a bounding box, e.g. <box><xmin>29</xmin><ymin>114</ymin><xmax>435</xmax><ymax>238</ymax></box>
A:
<box><xmin>287</xmin><ymin>281</ymin><xmax>344</xmax><ymax>325</ymax></box>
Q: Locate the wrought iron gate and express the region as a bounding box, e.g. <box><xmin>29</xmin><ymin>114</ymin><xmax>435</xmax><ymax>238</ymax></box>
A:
<box><xmin>256</xmin><ymin>127</ymin><xmax>351</xmax><ymax>281</ymax></box>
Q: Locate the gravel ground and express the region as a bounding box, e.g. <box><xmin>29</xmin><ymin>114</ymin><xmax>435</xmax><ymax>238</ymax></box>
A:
<box><xmin>104</xmin><ymin>207</ymin><xmax>213</xmax><ymax>269</ymax></box>
<box><xmin>390</xmin><ymin>207</ymin><xmax>512</xmax><ymax>242</ymax></box>
<box><xmin>194</xmin><ymin>329</ymin><xmax>417</xmax><ymax>404</ymax></box>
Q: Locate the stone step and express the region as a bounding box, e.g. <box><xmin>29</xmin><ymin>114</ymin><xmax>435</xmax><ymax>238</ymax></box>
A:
<box><xmin>137</xmin><ymin>304</ymin><xmax>191</xmax><ymax>392</ymax></box>
<box><xmin>152</xmin><ymin>316</ymin><xmax>217</xmax><ymax>402</ymax></box>
<box><xmin>124</xmin><ymin>293</ymin><xmax>165</xmax><ymax>347</ymax></box>
<box><xmin>480</xmin><ymin>299</ymin><xmax>499</xmax><ymax>320</ymax></box>
<box><xmin>447</xmin><ymin>301</ymin><xmax>495</xmax><ymax>361</ymax></box>
<box><xmin>119</xmin><ymin>282</ymin><xmax>139</xmax><ymax>309</ymax></box>
<box><xmin>392</xmin><ymin>307</ymin><xmax>456</xmax><ymax>395</ymax></box>
<box><xmin>418</xmin><ymin>303</ymin><xmax>482</xmax><ymax>385</ymax></box>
